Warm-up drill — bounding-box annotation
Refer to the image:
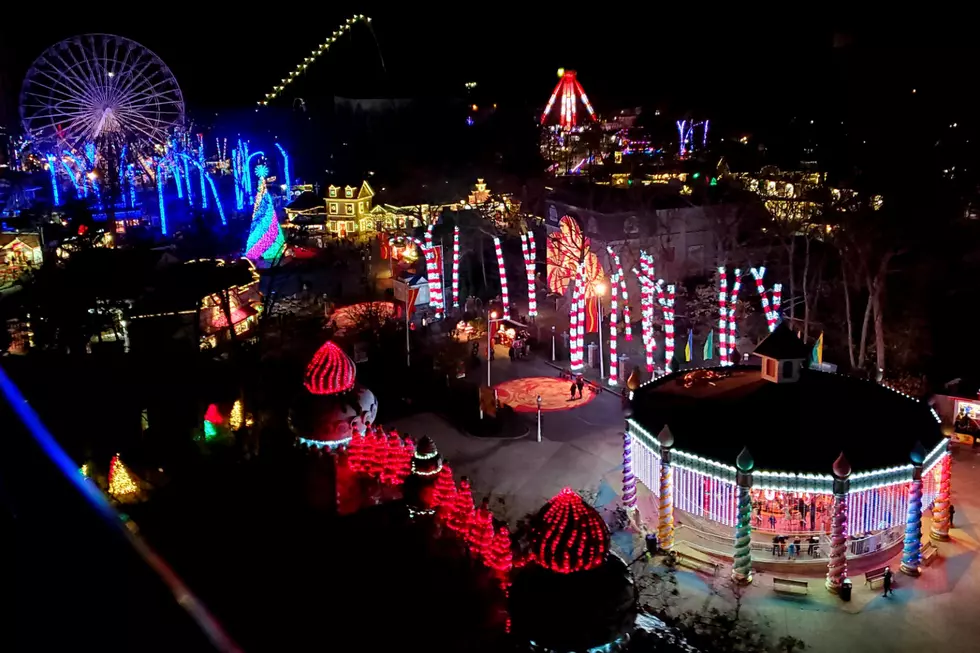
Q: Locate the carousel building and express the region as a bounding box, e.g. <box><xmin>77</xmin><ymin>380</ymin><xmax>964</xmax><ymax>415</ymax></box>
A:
<box><xmin>623</xmin><ymin>324</ymin><xmax>951</xmax><ymax>589</ymax></box>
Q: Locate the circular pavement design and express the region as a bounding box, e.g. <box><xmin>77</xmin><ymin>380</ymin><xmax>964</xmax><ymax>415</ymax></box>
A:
<box><xmin>494</xmin><ymin>377</ymin><xmax>599</xmax><ymax>413</ymax></box>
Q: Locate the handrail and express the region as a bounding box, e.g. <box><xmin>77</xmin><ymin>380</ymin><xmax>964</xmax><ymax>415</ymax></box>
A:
<box><xmin>0</xmin><ymin>364</ymin><xmax>241</xmax><ymax>652</ymax></box>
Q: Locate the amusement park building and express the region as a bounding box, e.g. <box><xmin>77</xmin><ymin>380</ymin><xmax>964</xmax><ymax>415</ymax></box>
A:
<box><xmin>623</xmin><ymin>324</ymin><xmax>952</xmax><ymax>588</ymax></box>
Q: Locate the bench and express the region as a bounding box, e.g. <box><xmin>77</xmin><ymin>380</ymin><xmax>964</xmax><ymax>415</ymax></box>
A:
<box><xmin>675</xmin><ymin>551</ymin><xmax>721</xmax><ymax>576</ymax></box>
<box><xmin>773</xmin><ymin>577</ymin><xmax>809</xmax><ymax>595</ymax></box>
<box><xmin>922</xmin><ymin>542</ymin><xmax>939</xmax><ymax>565</ymax></box>
<box><xmin>865</xmin><ymin>567</ymin><xmax>888</xmax><ymax>588</ymax></box>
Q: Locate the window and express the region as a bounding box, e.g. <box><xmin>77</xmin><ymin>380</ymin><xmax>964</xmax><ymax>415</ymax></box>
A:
<box><xmin>359</xmin><ymin>201</ymin><xmax>365</xmax><ymax>213</ymax></box>
<box><xmin>346</xmin><ymin>203</ymin><xmax>354</xmax><ymax>215</ymax></box>
<box><xmin>345</xmin><ymin>186</ymin><xmax>354</xmax><ymax>198</ymax></box>
<box><xmin>329</xmin><ymin>202</ymin><xmax>339</xmax><ymax>215</ymax></box>
<box><xmin>348</xmin><ymin>221</ymin><xmax>356</xmax><ymax>232</ymax></box>
<box><xmin>328</xmin><ymin>186</ymin><xmax>338</xmax><ymax>198</ymax></box>
<box><xmin>765</xmin><ymin>358</ymin><xmax>776</xmax><ymax>378</ymax></box>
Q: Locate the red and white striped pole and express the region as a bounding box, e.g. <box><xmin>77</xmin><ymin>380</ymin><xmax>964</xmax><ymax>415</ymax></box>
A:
<box><xmin>750</xmin><ymin>267</ymin><xmax>775</xmax><ymax>332</ymax></box>
<box><xmin>424</xmin><ymin>226</ymin><xmax>444</xmax><ymax>319</ymax></box>
<box><xmin>493</xmin><ymin>237</ymin><xmax>510</xmax><ymax>320</ymax></box>
<box><xmin>772</xmin><ymin>283</ymin><xmax>782</xmax><ymax>325</ymax></box>
<box><xmin>527</xmin><ymin>231</ymin><xmax>538</xmax><ymax>317</ymax></box>
<box><xmin>727</xmin><ymin>269</ymin><xmax>741</xmax><ymax>365</ymax></box>
<box><xmin>606</xmin><ymin>246</ymin><xmax>632</xmax><ymax>341</ymax></box>
<box><xmin>609</xmin><ymin>274</ymin><xmax>619</xmax><ymax>385</ymax></box>
<box><xmin>718</xmin><ymin>267</ymin><xmax>728</xmax><ymax>365</ymax></box>
<box><xmin>452</xmin><ymin>226</ymin><xmax>460</xmax><ymax>309</ymax></box>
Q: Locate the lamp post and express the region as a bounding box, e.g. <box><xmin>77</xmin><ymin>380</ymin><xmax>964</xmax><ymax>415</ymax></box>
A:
<box><xmin>595</xmin><ymin>281</ymin><xmax>607</xmax><ymax>378</ymax></box>
<box><xmin>536</xmin><ymin>395</ymin><xmax>543</xmax><ymax>442</ymax></box>
<box><xmin>551</xmin><ymin>326</ymin><xmax>556</xmax><ymax>361</ymax></box>
<box><xmin>487</xmin><ymin>310</ymin><xmax>498</xmax><ymax>387</ymax></box>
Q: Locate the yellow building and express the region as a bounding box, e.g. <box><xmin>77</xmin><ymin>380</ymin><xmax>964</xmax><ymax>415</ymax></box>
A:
<box><xmin>325</xmin><ymin>181</ymin><xmax>375</xmax><ymax>237</ymax></box>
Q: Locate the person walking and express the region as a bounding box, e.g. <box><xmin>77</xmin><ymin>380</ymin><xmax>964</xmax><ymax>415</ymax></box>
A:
<box><xmin>769</xmin><ymin>514</ymin><xmax>777</xmax><ymax>530</ymax></box>
<box><xmin>576</xmin><ymin>375</ymin><xmax>585</xmax><ymax>399</ymax></box>
<box><xmin>883</xmin><ymin>567</ymin><xmax>894</xmax><ymax>597</ymax></box>
<box><xmin>569</xmin><ymin>382</ymin><xmax>577</xmax><ymax>401</ymax></box>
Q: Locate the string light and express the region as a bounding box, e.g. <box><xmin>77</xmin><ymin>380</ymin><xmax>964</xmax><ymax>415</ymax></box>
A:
<box><xmin>529</xmin><ymin>488</ymin><xmax>608</xmax><ymax>573</ymax></box>
<box><xmin>424</xmin><ymin>225</ymin><xmax>444</xmax><ymax>319</ymax></box>
<box><xmin>244</xmin><ymin>169</ymin><xmax>285</xmax><ymax>261</ymax></box>
<box><xmin>750</xmin><ymin>267</ymin><xmax>777</xmax><ymax>332</ymax></box>
<box><xmin>258</xmin><ymin>15</ymin><xmax>373</xmax><ymax>105</ymax></box>
<box><xmin>541</xmin><ymin>70</ymin><xmax>597</xmax><ymax>130</ymax></box>
<box><xmin>606</xmin><ymin>247</ymin><xmax>632</xmax><ymax>341</ymax></box>
<box><xmin>609</xmin><ymin>274</ymin><xmax>619</xmax><ymax>385</ymax></box>
<box><xmin>108</xmin><ymin>453</ymin><xmax>139</xmax><ymax>497</ymax></box>
<box><xmin>727</xmin><ymin>270</ymin><xmax>741</xmax><ymax>365</ymax></box>
<box><xmin>718</xmin><ymin>267</ymin><xmax>728</xmax><ymax>364</ymax></box>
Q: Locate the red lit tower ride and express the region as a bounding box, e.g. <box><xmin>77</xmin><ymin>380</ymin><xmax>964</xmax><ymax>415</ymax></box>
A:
<box><xmin>540</xmin><ymin>69</ymin><xmax>597</xmax><ymax>132</ymax></box>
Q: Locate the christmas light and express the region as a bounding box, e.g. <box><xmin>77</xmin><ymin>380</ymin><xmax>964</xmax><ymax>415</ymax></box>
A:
<box><xmin>304</xmin><ymin>340</ymin><xmax>356</xmax><ymax>395</ymax></box>
<box><xmin>750</xmin><ymin>267</ymin><xmax>776</xmax><ymax>332</ymax></box>
<box><xmin>275</xmin><ymin>143</ymin><xmax>291</xmax><ymax>202</ymax></box>
<box><xmin>452</xmin><ymin>226</ymin><xmax>460</xmax><ymax>308</ymax></box>
<box><xmin>606</xmin><ymin>247</ymin><xmax>632</xmax><ymax>341</ymax></box>
<box><xmin>432</xmin><ymin>464</ymin><xmax>457</xmax><ymax>517</ymax></box>
<box><xmin>45</xmin><ymin>154</ymin><xmax>60</xmax><ymax>205</ymax></box>
<box><xmin>424</xmin><ymin>225</ymin><xmax>444</xmax><ymax>319</ymax></box>
<box><xmin>529</xmin><ymin>488</ymin><xmax>608</xmax><ymax>573</ymax></box>
<box><xmin>468</xmin><ymin>501</ymin><xmax>495</xmax><ymax>557</ymax></box>
<box><xmin>410</xmin><ymin>436</ymin><xmax>443</xmax><ymax>476</ymax></box>
<box><xmin>450</xmin><ymin>477</ymin><xmax>475</xmax><ymax>534</ymax></box>
<box><xmin>488</xmin><ymin>526</ymin><xmax>513</xmax><ymax>579</ymax></box>
<box><xmin>727</xmin><ymin>270</ymin><xmax>741</xmax><ymax>365</ymax></box>
<box><xmin>521</xmin><ymin>234</ymin><xmax>536</xmax><ymax>318</ymax></box>
<box><xmin>493</xmin><ymin>236</ymin><xmax>511</xmax><ymax>319</ymax></box>
<box><xmin>772</xmin><ymin>283</ymin><xmax>782</xmax><ymax>325</ymax></box>
<box><xmin>244</xmin><ymin>169</ymin><xmax>286</xmax><ymax>261</ymax></box>
<box><xmin>609</xmin><ymin>274</ymin><xmax>619</xmax><ymax>385</ymax></box>
<box><xmin>541</xmin><ymin>70</ymin><xmax>597</xmax><ymax>130</ymax></box>
<box><xmin>108</xmin><ymin>454</ymin><xmax>138</xmax><ymax>497</ymax></box>
<box><xmin>718</xmin><ymin>267</ymin><xmax>728</xmax><ymax>364</ymax></box>
<box><xmin>197</xmin><ymin>134</ymin><xmax>208</xmax><ymax>209</ymax></box>
<box><xmin>527</xmin><ymin>231</ymin><xmax>538</xmax><ymax>317</ymax></box>
<box><xmin>156</xmin><ymin>160</ymin><xmax>167</xmax><ymax>235</ymax></box>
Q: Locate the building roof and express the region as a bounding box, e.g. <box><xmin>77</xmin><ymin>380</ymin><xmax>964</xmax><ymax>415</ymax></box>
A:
<box><xmin>752</xmin><ymin>322</ymin><xmax>813</xmax><ymax>360</ymax></box>
<box><xmin>0</xmin><ymin>233</ymin><xmax>41</xmax><ymax>249</ymax></box>
<box><xmin>286</xmin><ymin>191</ymin><xmax>324</xmax><ymax>213</ymax></box>
<box><xmin>630</xmin><ymin>366</ymin><xmax>945</xmax><ymax>474</ymax></box>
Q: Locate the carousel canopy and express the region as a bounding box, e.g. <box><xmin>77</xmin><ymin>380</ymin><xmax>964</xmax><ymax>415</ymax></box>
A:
<box><xmin>630</xmin><ymin>366</ymin><xmax>945</xmax><ymax>474</ymax></box>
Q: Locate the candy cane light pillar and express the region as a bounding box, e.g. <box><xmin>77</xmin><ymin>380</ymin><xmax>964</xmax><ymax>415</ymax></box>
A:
<box><xmin>732</xmin><ymin>446</ymin><xmax>754</xmax><ymax>585</ymax></box>
<box><xmin>493</xmin><ymin>237</ymin><xmax>510</xmax><ymax>319</ymax></box>
<box><xmin>826</xmin><ymin>453</ymin><xmax>851</xmax><ymax>593</ymax></box>
<box><xmin>621</xmin><ymin>401</ymin><xmax>637</xmax><ymax>510</ymax></box>
<box><xmin>931</xmin><ymin>444</ymin><xmax>952</xmax><ymax>541</ymax></box>
<box><xmin>657</xmin><ymin>426</ymin><xmax>675</xmax><ymax>551</ymax></box>
<box><xmin>901</xmin><ymin>443</ymin><xmax>926</xmax><ymax>576</ymax></box>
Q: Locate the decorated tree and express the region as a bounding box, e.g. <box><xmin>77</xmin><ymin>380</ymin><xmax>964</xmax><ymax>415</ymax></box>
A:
<box><xmin>432</xmin><ymin>464</ymin><xmax>457</xmax><ymax>515</ymax></box>
<box><xmin>487</xmin><ymin>526</ymin><xmax>514</xmax><ymax>580</ymax></box>
<box><xmin>108</xmin><ymin>453</ymin><xmax>139</xmax><ymax>498</ymax></box>
<box><xmin>468</xmin><ymin>500</ymin><xmax>495</xmax><ymax>558</ymax></box>
<box><xmin>244</xmin><ymin>164</ymin><xmax>285</xmax><ymax>261</ymax></box>
<box><xmin>394</xmin><ymin>437</ymin><xmax>415</xmax><ymax>485</ymax></box>
<box><xmin>366</xmin><ymin>426</ymin><xmax>387</xmax><ymax>476</ymax></box>
<box><xmin>449</xmin><ymin>477</ymin><xmax>475</xmax><ymax>534</ymax></box>
<box><xmin>346</xmin><ymin>428</ymin><xmax>369</xmax><ymax>473</ymax></box>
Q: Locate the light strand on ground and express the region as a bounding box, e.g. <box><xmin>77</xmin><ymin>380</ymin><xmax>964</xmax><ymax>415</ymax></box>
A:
<box><xmin>493</xmin><ymin>236</ymin><xmax>511</xmax><ymax>319</ymax></box>
<box><xmin>727</xmin><ymin>269</ymin><xmax>741</xmax><ymax>365</ymax></box>
<box><xmin>452</xmin><ymin>226</ymin><xmax>460</xmax><ymax>308</ymax></box>
<box><xmin>718</xmin><ymin>267</ymin><xmax>728</xmax><ymax>364</ymax></box>
<box><xmin>609</xmin><ymin>274</ymin><xmax>619</xmax><ymax>385</ymax></box>
<box><xmin>259</xmin><ymin>15</ymin><xmax>372</xmax><ymax>105</ymax></box>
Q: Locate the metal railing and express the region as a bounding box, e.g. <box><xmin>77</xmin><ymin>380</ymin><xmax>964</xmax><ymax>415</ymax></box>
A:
<box><xmin>0</xmin><ymin>364</ymin><xmax>240</xmax><ymax>652</ymax></box>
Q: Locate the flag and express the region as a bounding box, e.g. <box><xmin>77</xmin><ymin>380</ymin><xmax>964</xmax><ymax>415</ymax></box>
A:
<box><xmin>703</xmin><ymin>330</ymin><xmax>713</xmax><ymax>360</ymax></box>
<box><xmin>811</xmin><ymin>332</ymin><xmax>824</xmax><ymax>366</ymax></box>
<box><xmin>685</xmin><ymin>330</ymin><xmax>693</xmax><ymax>362</ymax></box>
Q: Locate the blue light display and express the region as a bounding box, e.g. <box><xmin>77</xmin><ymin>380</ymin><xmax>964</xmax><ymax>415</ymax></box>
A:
<box><xmin>157</xmin><ymin>160</ymin><xmax>168</xmax><ymax>235</ymax></box>
<box><xmin>84</xmin><ymin>142</ymin><xmax>96</xmax><ymax>166</ymax></box>
<box><xmin>275</xmin><ymin>143</ymin><xmax>291</xmax><ymax>204</ymax></box>
<box><xmin>61</xmin><ymin>160</ymin><xmax>81</xmax><ymax>195</ymax></box>
<box><xmin>127</xmin><ymin>164</ymin><xmax>136</xmax><ymax>207</ymax></box>
<box><xmin>182</xmin><ymin>156</ymin><xmax>193</xmax><ymax>206</ymax></box>
<box><xmin>197</xmin><ymin>134</ymin><xmax>208</xmax><ymax>210</ymax></box>
<box><xmin>46</xmin><ymin>154</ymin><xmax>60</xmax><ymax>206</ymax></box>
<box><xmin>232</xmin><ymin>147</ymin><xmax>243</xmax><ymax>210</ymax></box>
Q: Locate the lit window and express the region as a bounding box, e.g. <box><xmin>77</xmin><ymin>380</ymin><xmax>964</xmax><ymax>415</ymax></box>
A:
<box><xmin>329</xmin><ymin>203</ymin><xmax>338</xmax><ymax>214</ymax></box>
<box><xmin>348</xmin><ymin>221</ymin><xmax>356</xmax><ymax>232</ymax></box>
<box><xmin>345</xmin><ymin>186</ymin><xmax>354</xmax><ymax>198</ymax></box>
<box><xmin>346</xmin><ymin>203</ymin><xmax>354</xmax><ymax>215</ymax></box>
<box><xmin>328</xmin><ymin>186</ymin><xmax>338</xmax><ymax>198</ymax></box>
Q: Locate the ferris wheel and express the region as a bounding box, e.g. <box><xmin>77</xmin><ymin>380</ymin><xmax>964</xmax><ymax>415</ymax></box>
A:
<box><xmin>19</xmin><ymin>34</ymin><xmax>184</xmax><ymax>152</ymax></box>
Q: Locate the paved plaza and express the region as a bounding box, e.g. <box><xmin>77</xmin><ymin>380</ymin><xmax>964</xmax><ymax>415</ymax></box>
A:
<box><xmin>392</xmin><ymin>351</ymin><xmax>980</xmax><ymax>653</ymax></box>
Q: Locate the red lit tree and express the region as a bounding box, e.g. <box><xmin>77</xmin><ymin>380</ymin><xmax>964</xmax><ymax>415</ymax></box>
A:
<box><xmin>346</xmin><ymin>428</ymin><xmax>368</xmax><ymax>473</ymax></box>
<box><xmin>468</xmin><ymin>500</ymin><xmax>495</xmax><ymax>558</ymax></box>
<box><xmin>366</xmin><ymin>426</ymin><xmax>387</xmax><ymax>476</ymax></box>
<box><xmin>449</xmin><ymin>476</ymin><xmax>475</xmax><ymax>534</ymax></box>
<box><xmin>433</xmin><ymin>464</ymin><xmax>457</xmax><ymax>515</ymax></box>
<box><xmin>393</xmin><ymin>436</ymin><xmax>415</xmax><ymax>485</ymax></box>
<box><xmin>487</xmin><ymin>526</ymin><xmax>514</xmax><ymax>580</ymax></box>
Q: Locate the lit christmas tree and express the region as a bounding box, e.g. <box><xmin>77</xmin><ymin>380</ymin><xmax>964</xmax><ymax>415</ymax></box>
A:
<box><xmin>244</xmin><ymin>164</ymin><xmax>285</xmax><ymax>261</ymax></box>
<box><xmin>468</xmin><ymin>500</ymin><xmax>495</xmax><ymax>557</ymax></box>
<box><xmin>394</xmin><ymin>436</ymin><xmax>415</xmax><ymax>485</ymax></box>
<box><xmin>381</xmin><ymin>430</ymin><xmax>404</xmax><ymax>484</ymax></box>
<box><xmin>410</xmin><ymin>436</ymin><xmax>443</xmax><ymax>477</ymax></box>
<box><xmin>366</xmin><ymin>426</ymin><xmax>387</xmax><ymax>476</ymax></box>
<box><xmin>108</xmin><ymin>453</ymin><xmax>139</xmax><ymax>498</ymax></box>
<box><xmin>449</xmin><ymin>476</ymin><xmax>475</xmax><ymax>534</ymax></box>
<box><xmin>432</xmin><ymin>464</ymin><xmax>457</xmax><ymax>516</ymax></box>
<box><xmin>488</xmin><ymin>526</ymin><xmax>514</xmax><ymax>580</ymax></box>
<box><xmin>346</xmin><ymin>427</ymin><xmax>369</xmax><ymax>473</ymax></box>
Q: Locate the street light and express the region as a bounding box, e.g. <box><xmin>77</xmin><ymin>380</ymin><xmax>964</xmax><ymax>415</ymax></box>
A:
<box><xmin>594</xmin><ymin>281</ymin><xmax>607</xmax><ymax>379</ymax></box>
<box><xmin>536</xmin><ymin>394</ymin><xmax>543</xmax><ymax>442</ymax></box>
<box><xmin>487</xmin><ymin>310</ymin><xmax>499</xmax><ymax>386</ymax></box>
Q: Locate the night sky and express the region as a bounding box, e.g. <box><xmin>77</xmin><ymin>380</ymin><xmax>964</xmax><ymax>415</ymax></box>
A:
<box><xmin>0</xmin><ymin>9</ymin><xmax>975</xmax><ymax>144</ymax></box>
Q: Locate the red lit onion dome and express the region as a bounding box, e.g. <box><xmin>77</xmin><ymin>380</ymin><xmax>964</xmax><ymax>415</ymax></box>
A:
<box><xmin>304</xmin><ymin>341</ymin><xmax>356</xmax><ymax>395</ymax></box>
<box><xmin>528</xmin><ymin>487</ymin><xmax>609</xmax><ymax>574</ymax></box>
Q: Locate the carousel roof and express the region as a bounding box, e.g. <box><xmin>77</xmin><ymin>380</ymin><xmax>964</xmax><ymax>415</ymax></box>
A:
<box><xmin>528</xmin><ymin>488</ymin><xmax>609</xmax><ymax>574</ymax></box>
<box><xmin>630</xmin><ymin>366</ymin><xmax>945</xmax><ymax>474</ymax></box>
<box><xmin>304</xmin><ymin>341</ymin><xmax>356</xmax><ymax>395</ymax></box>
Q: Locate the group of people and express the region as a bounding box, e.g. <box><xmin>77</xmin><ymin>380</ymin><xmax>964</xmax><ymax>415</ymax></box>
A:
<box><xmin>770</xmin><ymin>534</ymin><xmax>821</xmax><ymax>560</ymax></box>
<box><xmin>569</xmin><ymin>374</ymin><xmax>588</xmax><ymax>400</ymax></box>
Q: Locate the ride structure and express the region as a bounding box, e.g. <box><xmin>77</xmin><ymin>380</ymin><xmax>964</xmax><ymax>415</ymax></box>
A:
<box><xmin>540</xmin><ymin>69</ymin><xmax>597</xmax><ymax>132</ymax></box>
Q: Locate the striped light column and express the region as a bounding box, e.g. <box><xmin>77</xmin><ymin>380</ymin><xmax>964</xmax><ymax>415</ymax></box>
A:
<box><xmin>727</xmin><ymin>269</ymin><xmax>741</xmax><ymax>365</ymax></box>
<box><xmin>493</xmin><ymin>237</ymin><xmax>510</xmax><ymax>320</ymax></box>
<box><xmin>527</xmin><ymin>231</ymin><xmax>538</xmax><ymax>317</ymax></box>
<box><xmin>609</xmin><ymin>275</ymin><xmax>619</xmax><ymax>385</ymax></box>
<box><xmin>718</xmin><ymin>267</ymin><xmax>728</xmax><ymax>364</ymax></box>
<box><xmin>606</xmin><ymin>247</ymin><xmax>632</xmax><ymax>341</ymax></box>
<box><xmin>772</xmin><ymin>283</ymin><xmax>782</xmax><ymax>324</ymax></box>
<box><xmin>452</xmin><ymin>226</ymin><xmax>460</xmax><ymax>309</ymax></box>
<box><xmin>424</xmin><ymin>226</ymin><xmax>444</xmax><ymax>319</ymax></box>
<box><xmin>750</xmin><ymin>267</ymin><xmax>775</xmax><ymax>332</ymax></box>
<box><xmin>569</xmin><ymin>268</ymin><xmax>583</xmax><ymax>370</ymax></box>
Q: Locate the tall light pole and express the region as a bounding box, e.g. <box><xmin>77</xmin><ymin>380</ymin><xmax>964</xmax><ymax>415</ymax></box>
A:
<box><xmin>595</xmin><ymin>282</ymin><xmax>607</xmax><ymax>379</ymax></box>
<box><xmin>536</xmin><ymin>395</ymin><xmax>543</xmax><ymax>442</ymax></box>
<box><xmin>487</xmin><ymin>310</ymin><xmax>498</xmax><ymax>386</ymax></box>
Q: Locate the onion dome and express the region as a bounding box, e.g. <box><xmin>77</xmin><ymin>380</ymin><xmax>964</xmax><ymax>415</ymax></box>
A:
<box><xmin>736</xmin><ymin>446</ymin><xmax>754</xmax><ymax>473</ymax></box>
<box><xmin>528</xmin><ymin>487</ymin><xmax>609</xmax><ymax>574</ymax></box>
<box><xmin>411</xmin><ymin>436</ymin><xmax>443</xmax><ymax>477</ymax></box>
<box><xmin>910</xmin><ymin>441</ymin><xmax>926</xmax><ymax>466</ymax></box>
<box><xmin>626</xmin><ymin>368</ymin><xmax>642</xmax><ymax>392</ymax></box>
<box><xmin>304</xmin><ymin>341</ymin><xmax>356</xmax><ymax>395</ymax></box>
<box><xmin>657</xmin><ymin>425</ymin><xmax>675</xmax><ymax>448</ymax></box>
<box><xmin>832</xmin><ymin>452</ymin><xmax>851</xmax><ymax>479</ymax></box>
